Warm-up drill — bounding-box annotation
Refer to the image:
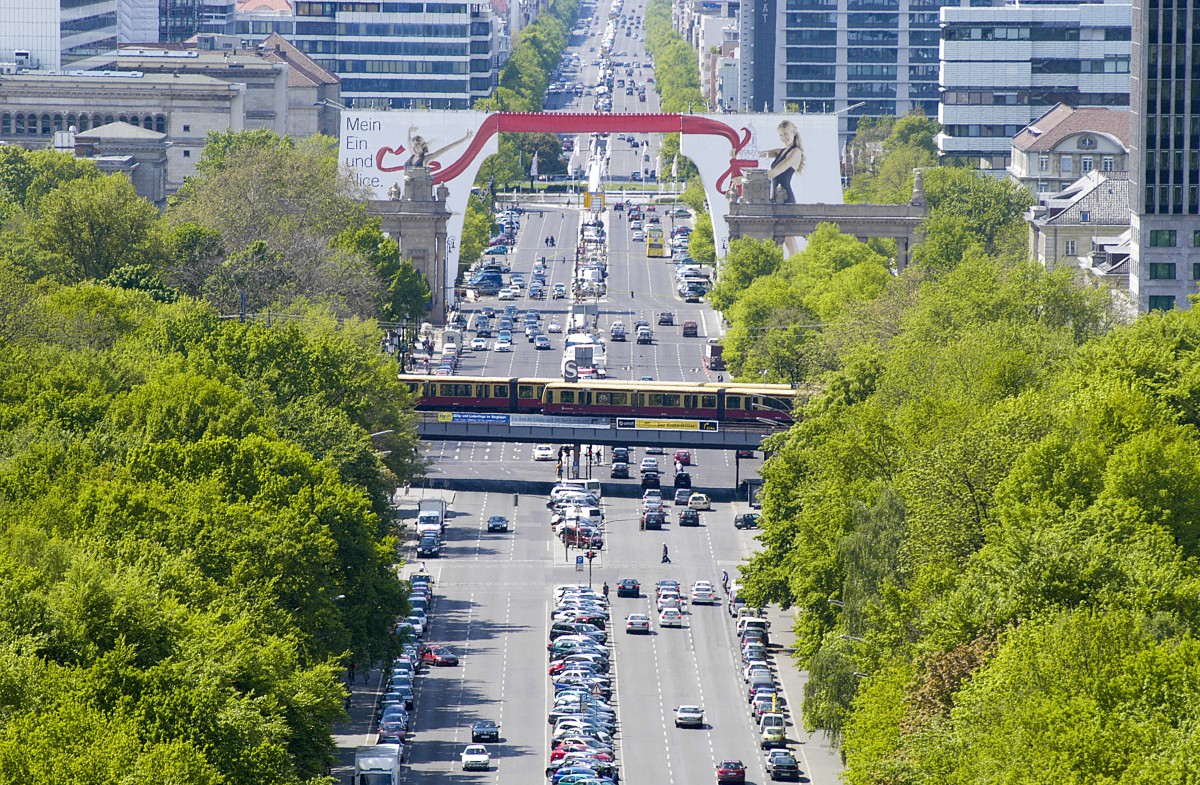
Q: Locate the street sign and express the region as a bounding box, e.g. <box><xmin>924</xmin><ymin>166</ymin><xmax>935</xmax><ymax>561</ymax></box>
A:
<box><xmin>615</xmin><ymin>418</ymin><xmax>719</xmax><ymax>432</ymax></box>
<box><xmin>575</xmin><ymin>555</ymin><xmax>585</xmax><ymax>572</ymax></box>
<box><xmin>563</xmin><ymin>360</ymin><xmax>579</xmax><ymax>381</ymax></box>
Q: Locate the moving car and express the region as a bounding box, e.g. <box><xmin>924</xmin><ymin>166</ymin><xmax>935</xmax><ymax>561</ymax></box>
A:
<box><xmin>734</xmin><ymin>513</ymin><xmax>761</xmax><ymax>529</ymax></box>
<box><xmin>767</xmin><ymin>752</ymin><xmax>801</xmax><ymax>781</ymax></box>
<box><xmin>494</xmin><ymin>339</ymin><xmax>513</xmax><ymax>352</ymax></box>
<box><xmin>487</xmin><ymin>515</ymin><xmax>510</xmax><ymax>532</ymax></box>
<box><xmin>610</xmin><ymin>463</ymin><xmax>630</xmax><ymax>479</ymax></box>
<box><xmin>548</xmin><ymin>321</ymin><xmax>563</xmax><ymax>333</ymax></box>
<box><xmin>471</xmin><ymin>720</ymin><xmax>501</xmax><ymax>743</ymax></box>
<box><xmin>640</xmin><ymin>458</ymin><xmax>660</xmax><ymax>474</ymax></box>
<box><xmin>682</xmin><ymin>320</ymin><xmax>698</xmax><ymax>337</ymax></box>
<box><xmin>460</xmin><ymin>745</ymin><xmax>491</xmax><ymax>771</ymax></box>
<box><xmin>674</xmin><ymin>704</ymin><xmax>704</xmax><ymax>728</ymax></box>
<box><xmin>674</xmin><ymin>450</ymin><xmax>691</xmax><ymax>466</ymax></box>
<box><xmin>691</xmin><ymin>583</ymin><xmax>717</xmax><ymax>604</ymax></box>
<box><xmin>616</xmin><ymin>578</ymin><xmax>640</xmax><ymax>597</ymax></box>
<box><xmin>679</xmin><ymin>509</ymin><xmax>700</xmax><ymax>527</ymax></box>
<box><xmin>419</xmin><ymin>645</ymin><xmax>460</xmax><ymax>666</ymax></box>
<box><xmin>659</xmin><ymin>607</ymin><xmax>683</xmax><ymax>627</ymax></box>
<box><xmin>688</xmin><ymin>493</ymin><xmax>712</xmax><ymax>511</ymax></box>
<box><xmin>534</xmin><ymin>444</ymin><xmax>556</xmax><ymax>461</ymax></box>
<box><xmin>535</xmin><ymin>335</ymin><xmax>552</xmax><ymax>350</ymax></box>
<box><xmin>416</xmin><ymin>534</ymin><xmax>441</xmax><ymax>558</ymax></box>
<box><xmin>471</xmin><ymin>337</ymin><xmax>489</xmax><ymax>350</ymax></box>
<box><xmin>657</xmin><ymin>311</ymin><xmax>674</xmax><ymax>325</ymax></box>
<box><xmin>717</xmin><ymin>759</ymin><xmax>747</xmax><ymax>783</ymax></box>
<box><xmin>625</xmin><ymin>613</ymin><xmax>652</xmax><ymax>634</ymax></box>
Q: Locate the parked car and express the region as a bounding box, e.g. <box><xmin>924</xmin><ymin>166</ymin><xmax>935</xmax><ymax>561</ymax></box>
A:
<box><xmin>419</xmin><ymin>645</ymin><xmax>460</xmax><ymax>666</ymax></box>
<box><xmin>767</xmin><ymin>752</ymin><xmax>801</xmax><ymax>781</ymax></box>
<box><xmin>734</xmin><ymin>513</ymin><xmax>761</xmax><ymax>529</ymax></box>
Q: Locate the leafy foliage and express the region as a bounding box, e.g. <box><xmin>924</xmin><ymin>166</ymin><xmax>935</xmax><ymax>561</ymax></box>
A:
<box><xmin>0</xmin><ymin>286</ymin><xmax>421</xmax><ymax>783</ymax></box>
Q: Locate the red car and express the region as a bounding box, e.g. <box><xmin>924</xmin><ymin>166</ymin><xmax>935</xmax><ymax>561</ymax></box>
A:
<box><xmin>674</xmin><ymin>450</ymin><xmax>692</xmax><ymax>466</ymax></box>
<box><xmin>419</xmin><ymin>645</ymin><xmax>459</xmax><ymax>666</ymax></box>
<box><xmin>717</xmin><ymin>760</ymin><xmax>746</xmax><ymax>783</ymax></box>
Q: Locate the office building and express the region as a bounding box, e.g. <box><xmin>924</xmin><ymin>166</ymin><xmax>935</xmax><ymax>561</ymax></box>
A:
<box><xmin>1009</xmin><ymin>104</ymin><xmax>1130</xmax><ymax>197</ymax></box>
<box><xmin>736</xmin><ymin>0</ymin><xmax>956</xmax><ymax>142</ymax></box>
<box><xmin>290</xmin><ymin>1</ymin><xmax>503</xmax><ymax>110</ymax></box>
<box><xmin>0</xmin><ymin>0</ymin><xmax>119</xmax><ymax>70</ymax></box>
<box><xmin>236</xmin><ymin>0</ymin><xmax>296</xmax><ymax>41</ymax></box>
<box><xmin>160</xmin><ymin>0</ymin><xmax>238</xmax><ymax>41</ymax></box>
<box><xmin>1128</xmin><ymin>0</ymin><xmax>1199</xmax><ymax>311</ymax></box>
<box><xmin>938</xmin><ymin>0</ymin><xmax>1131</xmax><ymax>173</ymax></box>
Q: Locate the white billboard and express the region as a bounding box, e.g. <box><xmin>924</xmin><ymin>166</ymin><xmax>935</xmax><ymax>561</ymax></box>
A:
<box><xmin>338</xmin><ymin>111</ymin><xmax>843</xmax><ymax>310</ymax></box>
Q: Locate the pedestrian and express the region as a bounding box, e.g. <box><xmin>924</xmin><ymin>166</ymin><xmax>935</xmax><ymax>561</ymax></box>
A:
<box><xmin>721</xmin><ymin>569</ymin><xmax>729</xmax><ymax>591</ymax></box>
<box><xmin>347</xmin><ymin>662</ymin><xmax>357</xmax><ymax>682</ymax></box>
<box><xmin>602</xmin><ymin>582</ymin><xmax>609</xmax><ymax>598</ymax></box>
<box><xmin>344</xmin><ymin>694</ymin><xmax>352</xmax><ymax>711</ymax></box>
<box><xmin>661</xmin><ymin>543</ymin><xmax>671</xmax><ymax>564</ymax></box>
<box><xmin>420</xmin><ymin>561</ymin><xmax>428</xmax><ymax>573</ymax></box>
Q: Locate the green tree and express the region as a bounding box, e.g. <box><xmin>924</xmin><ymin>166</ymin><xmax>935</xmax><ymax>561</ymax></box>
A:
<box><xmin>21</xmin><ymin>174</ymin><xmax>164</xmax><ymax>283</ymax></box>
<box><xmin>708</xmin><ymin>237</ymin><xmax>785</xmax><ymax>312</ymax></box>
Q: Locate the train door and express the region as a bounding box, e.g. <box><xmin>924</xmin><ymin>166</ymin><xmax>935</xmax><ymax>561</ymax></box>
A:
<box><xmin>683</xmin><ymin>393</ymin><xmax>699</xmax><ymax>412</ymax></box>
<box><xmin>716</xmin><ymin>390</ymin><xmax>726</xmax><ymax>420</ymax></box>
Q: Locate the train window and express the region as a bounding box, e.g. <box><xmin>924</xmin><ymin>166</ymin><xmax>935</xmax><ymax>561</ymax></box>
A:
<box><xmin>610</xmin><ymin>392</ymin><xmax>628</xmax><ymax>406</ymax></box>
<box><xmin>727</xmin><ymin>395</ymin><xmax>741</xmax><ymax>409</ymax></box>
<box><xmin>493</xmin><ymin>384</ymin><xmax>509</xmax><ymax>398</ymax></box>
<box><xmin>518</xmin><ymin>384</ymin><xmax>538</xmax><ymax>399</ymax></box>
<box><xmin>702</xmin><ymin>394</ymin><xmax>717</xmax><ymax>408</ymax></box>
<box><xmin>648</xmin><ymin>393</ymin><xmax>682</xmax><ymax>407</ymax></box>
<box><xmin>440</xmin><ymin>383</ymin><xmax>473</xmax><ymax>397</ymax></box>
<box><xmin>597</xmin><ymin>392</ymin><xmax>611</xmax><ymax>404</ymax></box>
<box><xmin>475</xmin><ymin>384</ymin><xmax>488</xmax><ymax>398</ymax></box>
<box><xmin>560</xmin><ymin>390</ymin><xmax>575</xmax><ymax>404</ymax></box>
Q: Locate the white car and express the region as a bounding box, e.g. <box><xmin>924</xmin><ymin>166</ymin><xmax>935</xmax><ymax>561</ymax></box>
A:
<box><xmin>674</xmin><ymin>704</ymin><xmax>704</xmax><ymax>727</ymax></box>
<box><xmin>625</xmin><ymin>614</ymin><xmax>651</xmax><ymax>633</ymax></box>
<box><xmin>460</xmin><ymin>745</ymin><xmax>491</xmax><ymax>771</ymax></box>
<box><xmin>687</xmin><ymin>493</ymin><xmax>712</xmax><ymax>511</ymax></box>
<box><xmin>494</xmin><ymin>339</ymin><xmax>513</xmax><ymax>352</ymax></box>
<box><xmin>533</xmin><ymin>444</ymin><xmax>556</xmax><ymax>461</ymax></box>
<box><xmin>691</xmin><ymin>586</ymin><xmax>717</xmax><ymax>604</ymax></box>
<box><xmin>657</xmin><ymin>593</ymin><xmax>682</xmax><ymax>612</ymax></box>
<box><xmin>659</xmin><ymin>607</ymin><xmax>683</xmax><ymax>627</ymax></box>
<box><xmin>498</xmin><ymin>288</ymin><xmax>517</xmax><ymax>300</ymax></box>
<box><xmin>471</xmin><ymin>337</ymin><xmax>488</xmax><ymax>351</ymax></box>
<box><xmin>547</xmin><ymin>321</ymin><xmax>563</xmax><ymax>333</ymax></box>
<box><xmin>639</xmin><ymin>457</ymin><xmax>659</xmax><ymax>474</ymax></box>
<box><xmin>632</xmin><ymin>229</ymin><xmax>645</xmax><ymax>241</ymax></box>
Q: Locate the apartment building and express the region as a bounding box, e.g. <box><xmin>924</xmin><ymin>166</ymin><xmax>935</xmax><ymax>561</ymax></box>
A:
<box><xmin>1009</xmin><ymin>104</ymin><xmax>1130</xmax><ymax>196</ymax></box>
<box><xmin>938</xmin><ymin>0</ymin><xmax>1131</xmax><ymax>173</ymax></box>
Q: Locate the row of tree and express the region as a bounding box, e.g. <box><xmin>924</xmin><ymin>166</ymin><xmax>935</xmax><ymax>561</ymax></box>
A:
<box><xmin>0</xmin><ymin>135</ymin><xmax>432</xmax><ymax>324</ymax></box>
<box><xmin>723</xmin><ymin>117</ymin><xmax>1200</xmax><ymax>782</ymax></box>
<box><xmin>643</xmin><ymin>0</ymin><xmax>702</xmax><ymax>183</ymax></box>
<box><xmin>0</xmin><ymin>272</ymin><xmax>422</xmax><ymax>781</ymax></box>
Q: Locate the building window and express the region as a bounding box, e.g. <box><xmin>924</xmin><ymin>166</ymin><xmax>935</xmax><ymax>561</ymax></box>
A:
<box><xmin>1192</xmin><ymin>262</ymin><xmax>1200</xmax><ymax>280</ymax></box>
<box><xmin>1194</xmin><ymin>230</ymin><xmax>1200</xmax><ymax>247</ymax></box>
<box><xmin>1081</xmin><ymin>211</ymin><xmax>1091</xmax><ymax>223</ymax></box>
<box><xmin>183</xmin><ymin>124</ymin><xmax>191</xmax><ymax>132</ymax></box>
<box><xmin>1039</xmin><ymin>155</ymin><xmax>1049</xmax><ymax>172</ymax></box>
<box><xmin>1081</xmin><ymin>156</ymin><xmax>1093</xmax><ymax>172</ymax></box>
<box><xmin>1149</xmin><ymin>263</ymin><xmax>1177</xmax><ymax>280</ymax></box>
<box><xmin>183</xmin><ymin>150</ymin><xmax>191</xmax><ymax>158</ymax></box>
<box><xmin>1064</xmin><ymin>240</ymin><xmax>1077</xmax><ymax>255</ymax></box>
<box><xmin>1061</xmin><ymin>156</ymin><xmax>1072</xmax><ymax>174</ymax></box>
<box><xmin>1102</xmin><ymin>156</ymin><xmax>1114</xmax><ymax>171</ymax></box>
<box><xmin>1148</xmin><ymin>295</ymin><xmax>1176</xmax><ymax>311</ymax></box>
<box><xmin>1149</xmin><ymin>230</ymin><xmax>1177</xmax><ymax>247</ymax></box>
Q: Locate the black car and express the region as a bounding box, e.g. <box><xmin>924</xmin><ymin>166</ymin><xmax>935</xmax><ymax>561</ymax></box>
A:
<box><xmin>416</xmin><ymin>535</ymin><xmax>441</xmax><ymax>558</ymax></box>
<box><xmin>612</xmin><ymin>447</ymin><xmax>631</xmax><ymax>463</ymax></box>
<box><xmin>641</xmin><ymin>473</ymin><xmax>661</xmax><ymax>490</ymax></box>
<box><xmin>610</xmin><ymin>463</ymin><xmax>630</xmax><ymax>479</ymax></box>
<box><xmin>642</xmin><ymin>511</ymin><xmax>665</xmax><ymax>530</ymax></box>
<box><xmin>734</xmin><ymin>513</ymin><xmax>761</xmax><ymax>530</ymax></box>
<box><xmin>487</xmin><ymin>515</ymin><xmax>509</xmax><ymax>532</ymax></box>
<box><xmin>657</xmin><ymin>311</ymin><xmax>674</xmax><ymax>325</ymax></box>
<box><xmin>767</xmin><ymin>754</ymin><xmax>801</xmax><ymax>781</ymax></box>
<box><xmin>673</xmin><ymin>471</ymin><xmax>692</xmax><ymax>489</ymax></box>
<box><xmin>471</xmin><ymin>720</ymin><xmax>501</xmax><ymax>742</ymax></box>
<box><xmin>736</xmin><ymin>449</ymin><xmax>755</xmax><ymax>459</ymax></box>
<box><xmin>679</xmin><ymin>509</ymin><xmax>700</xmax><ymax>527</ymax></box>
<box><xmin>616</xmin><ymin>578</ymin><xmax>640</xmax><ymax>597</ymax></box>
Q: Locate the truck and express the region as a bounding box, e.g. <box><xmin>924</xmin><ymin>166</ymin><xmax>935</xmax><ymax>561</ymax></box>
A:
<box><xmin>417</xmin><ymin>498</ymin><xmax>448</xmax><ymax>534</ymax></box>
<box><xmin>354</xmin><ymin>744</ymin><xmax>402</xmax><ymax>785</ymax></box>
<box><xmin>702</xmin><ymin>339</ymin><xmax>725</xmax><ymax>371</ymax></box>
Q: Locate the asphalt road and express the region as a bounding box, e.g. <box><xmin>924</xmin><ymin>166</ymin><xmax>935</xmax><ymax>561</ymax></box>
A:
<box><xmin>334</xmin><ymin>2</ymin><xmax>844</xmax><ymax>783</ymax></box>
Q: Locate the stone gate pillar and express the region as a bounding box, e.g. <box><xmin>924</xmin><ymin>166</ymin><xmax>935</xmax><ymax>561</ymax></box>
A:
<box><xmin>369</xmin><ymin>166</ymin><xmax>452</xmax><ymax>325</ymax></box>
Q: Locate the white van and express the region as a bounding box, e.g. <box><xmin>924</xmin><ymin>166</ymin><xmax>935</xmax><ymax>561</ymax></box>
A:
<box><xmin>759</xmin><ymin>713</ymin><xmax>785</xmax><ymax>748</ymax></box>
<box><xmin>737</xmin><ymin>616</ymin><xmax>770</xmax><ymax>637</ymax></box>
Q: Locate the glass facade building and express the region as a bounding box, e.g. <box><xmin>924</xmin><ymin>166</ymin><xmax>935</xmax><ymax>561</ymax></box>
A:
<box><xmin>291</xmin><ymin>1</ymin><xmax>500</xmax><ymax>109</ymax></box>
<box><xmin>1129</xmin><ymin>0</ymin><xmax>1199</xmax><ymax>310</ymax></box>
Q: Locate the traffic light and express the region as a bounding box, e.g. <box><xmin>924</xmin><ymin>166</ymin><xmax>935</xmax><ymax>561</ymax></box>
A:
<box><xmin>586</xmin><ymin>551</ymin><xmax>596</xmax><ymax>561</ymax></box>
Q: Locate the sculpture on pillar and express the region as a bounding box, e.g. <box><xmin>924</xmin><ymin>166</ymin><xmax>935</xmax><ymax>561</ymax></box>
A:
<box><xmin>388</xmin><ymin>181</ymin><xmax>402</xmax><ymax>201</ymax></box>
<box><xmin>910</xmin><ymin>168</ymin><xmax>927</xmax><ymax>207</ymax></box>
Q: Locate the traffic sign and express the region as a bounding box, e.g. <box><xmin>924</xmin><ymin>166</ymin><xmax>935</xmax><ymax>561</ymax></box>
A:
<box><xmin>575</xmin><ymin>555</ymin><xmax>585</xmax><ymax>572</ymax></box>
<box><xmin>563</xmin><ymin>360</ymin><xmax>579</xmax><ymax>381</ymax></box>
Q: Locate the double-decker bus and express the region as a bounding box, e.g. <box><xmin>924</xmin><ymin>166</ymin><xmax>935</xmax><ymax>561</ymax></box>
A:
<box><xmin>646</xmin><ymin>227</ymin><xmax>668</xmax><ymax>257</ymax></box>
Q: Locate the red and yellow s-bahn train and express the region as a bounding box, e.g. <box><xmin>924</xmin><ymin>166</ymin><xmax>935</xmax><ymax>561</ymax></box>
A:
<box><xmin>399</xmin><ymin>375</ymin><xmax>797</xmax><ymax>423</ymax></box>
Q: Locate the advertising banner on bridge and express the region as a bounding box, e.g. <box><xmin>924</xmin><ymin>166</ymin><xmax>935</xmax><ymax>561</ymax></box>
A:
<box><xmin>340</xmin><ymin>110</ymin><xmax>498</xmax><ymax>314</ymax></box>
<box><xmin>680</xmin><ymin>113</ymin><xmax>843</xmax><ymax>259</ymax></box>
<box><xmin>338</xmin><ymin>110</ymin><xmax>843</xmax><ymax>308</ymax></box>
<box><xmin>616</xmin><ymin>418</ymin><xmax>719</xmax><ymax>432</ymax></box>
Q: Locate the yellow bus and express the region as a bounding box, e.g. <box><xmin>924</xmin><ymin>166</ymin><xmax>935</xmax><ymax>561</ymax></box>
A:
<box><xmin>646</xmin><ymin>227</ymin><xmax>668</xmax><ymax>257</ymax></box>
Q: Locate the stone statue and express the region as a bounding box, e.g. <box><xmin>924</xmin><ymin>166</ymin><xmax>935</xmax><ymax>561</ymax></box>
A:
<box><xmin>388</xmin><ymin>181</ymin><xmax>402</xmax><ymax>201</ymax></box>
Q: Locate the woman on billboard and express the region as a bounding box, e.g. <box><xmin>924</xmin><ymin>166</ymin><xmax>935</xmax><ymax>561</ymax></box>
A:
<box><xmin>760</xmin><ymin>120</ymin><xmax>806</xmax><ymax>255</ymax></box>
<box><xmin>406</xmin><ymin>125</ymin><xmax>474</xmax><ymax>168</ymax></box>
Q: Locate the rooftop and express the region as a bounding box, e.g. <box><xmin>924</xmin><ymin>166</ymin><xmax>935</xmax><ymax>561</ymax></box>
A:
<box><xmin>1013</xmin><ymin>103</ymin><xmax>1130</xmax><ymax>152</ymax></box>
